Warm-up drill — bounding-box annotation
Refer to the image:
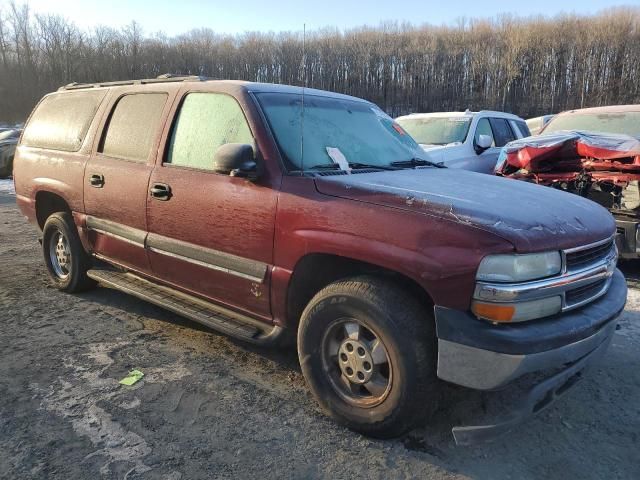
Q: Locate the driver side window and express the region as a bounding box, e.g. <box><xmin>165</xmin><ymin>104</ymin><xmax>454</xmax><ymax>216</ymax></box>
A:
<box><xmin>474</xmin><ymin>118</ymin><xmax>495</xmax><ymax>148</ymax></box>
<box><xmin>165</xmin><ymin>92</ymin><xmax>253</xmax><ymax>170</ymax></box>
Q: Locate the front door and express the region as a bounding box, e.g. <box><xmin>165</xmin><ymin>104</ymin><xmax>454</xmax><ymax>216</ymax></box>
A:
<box><xmin>471</xmin><ymin>117</ymin><xmax>502</xmax><ymax>174</ymax></box>
<box><xmin>83</xmin><ymin>91</ymin><xmax>171</xmax><ymax>273</ymax></box>
<box><xmin>146</xmin><ymin>91</ymin><xmax>278</xmax><ymax>319</ymax></box>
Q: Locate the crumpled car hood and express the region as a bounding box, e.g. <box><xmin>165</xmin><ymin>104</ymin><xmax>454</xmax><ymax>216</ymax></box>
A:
<box><xmin>496</xmin><ymin>130</ymin><xmax>640</xmax><ymax>175</ymax></box>
<box><xmin>314</xmin><ymin>168</ymin><xmax>615</xmax><ymax>252</ymax></box>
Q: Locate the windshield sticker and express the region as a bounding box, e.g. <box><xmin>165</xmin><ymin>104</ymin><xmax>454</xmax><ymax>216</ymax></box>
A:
<box><xmin>448</xmin><ymin>118</ymin><xmax>471</xmax><ymax>122</ymax></box>
<box><xmin>326</xmin><ymin>147</ymin><xmax>351</xmax><ymax>173</ymax></box>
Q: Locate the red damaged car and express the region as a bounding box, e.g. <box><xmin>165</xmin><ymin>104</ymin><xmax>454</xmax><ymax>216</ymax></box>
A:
<box><xmin>495</xmin><ymin>105</ymin><xmax>640</xmax><ymax>258</ymax></box>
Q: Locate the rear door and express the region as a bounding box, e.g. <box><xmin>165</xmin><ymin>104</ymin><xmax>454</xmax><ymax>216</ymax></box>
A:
<box><xmin>146</xmin><ymin>90</ymin><xmax>278</xmax><ymax>319</ymax></box>
<box><xmin>83</xmin><ymin>90</ymin><xmax>173</xmax><ymax>273</ymax></box>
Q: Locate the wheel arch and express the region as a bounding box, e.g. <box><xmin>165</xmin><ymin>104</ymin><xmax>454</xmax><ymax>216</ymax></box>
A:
<box><xmin>285</xmin><ymin>253</ymin><xmax>435</xmax><ymax>333</ymax></box>
<box><xmin>35</xmin><ymin>190</ymin><xmax>72</xmax><ymax>229</ymax></box>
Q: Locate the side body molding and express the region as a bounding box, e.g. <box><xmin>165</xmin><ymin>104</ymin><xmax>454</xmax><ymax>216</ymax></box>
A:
<box><xmin>85</xmin><ymin>216</ymin><xmax>268</xmax><ymax>283</ymax></box>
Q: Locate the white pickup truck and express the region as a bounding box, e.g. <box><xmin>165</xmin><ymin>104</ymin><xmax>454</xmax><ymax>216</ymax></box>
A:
<box><xmin>395</xmin><ymin>110</ymin><xmax>530</xmax><ymax>174</ymax></box>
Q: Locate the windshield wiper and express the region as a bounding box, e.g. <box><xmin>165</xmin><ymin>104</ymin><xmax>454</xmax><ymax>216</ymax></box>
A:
<box><xmin>348</xmin><ymin>162</ymin><xmax>398</xmax><ymax>171</ymax></box>
<box><xmin>306</xmin><ymin>162</ymin><xmax>398</xmax><ymax>171</ymax></box>
<box><xmin>390</xmin><ymin>158</ymin><xmax>446</xmax><ymax>168</ymax></box>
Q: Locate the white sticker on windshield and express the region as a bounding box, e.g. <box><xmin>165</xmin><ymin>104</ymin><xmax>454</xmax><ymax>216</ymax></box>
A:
<box><xmin>326</xmin><ymin>147</ymin><xmax>351</xmax><ymax>173</ymax></box>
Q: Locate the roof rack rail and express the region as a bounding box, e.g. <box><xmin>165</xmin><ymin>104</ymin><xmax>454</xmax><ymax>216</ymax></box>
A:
<box><xmin>58</xmin><ymin>74</ymin><xmax>214</xmax><ymax>91</ymax></box>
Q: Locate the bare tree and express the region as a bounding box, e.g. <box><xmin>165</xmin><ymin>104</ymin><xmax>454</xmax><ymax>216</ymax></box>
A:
<box><xmin>0</xmin><ymin>4</ymin><xmax>639</xmax><ymax>122</ymax></box>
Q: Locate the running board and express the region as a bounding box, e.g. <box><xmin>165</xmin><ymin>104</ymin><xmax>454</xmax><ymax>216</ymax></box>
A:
<box><xmin>87</xmin><ymin>268</ymin><xmax>284</xmax><ymax>345</ymax></box>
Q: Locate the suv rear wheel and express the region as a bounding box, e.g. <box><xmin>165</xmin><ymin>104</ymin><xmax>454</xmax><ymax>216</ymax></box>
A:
<box><xmin>297</xmin><ymin>276</ymin><xmax>438</xmax><ymax>438</ymax></box>
<box><xmin>42</xmin><ymin>212</ymin><xmax>95</xmax><ymax>292</ymax></box>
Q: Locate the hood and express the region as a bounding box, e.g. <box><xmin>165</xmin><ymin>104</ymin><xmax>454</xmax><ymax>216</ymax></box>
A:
<box><xmin>314</xmin><ymin>168</ymin><xmax>615</xmax><ymax>252</ymax></box>
<box><xmin>420</xmin><ymin>142</ymin><xmax>462</xmax><ymax>151</ymax></box>
<box><xmin>419</xmin><ymin>143</ymin><xmax>463</xmax><ymax>164</ymax></box>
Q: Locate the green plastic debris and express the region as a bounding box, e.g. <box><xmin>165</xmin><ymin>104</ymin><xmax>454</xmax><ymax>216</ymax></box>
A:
<box><xmin>119</xmin><ymin>369</ymin><xmax>144</xmax><ymax>386</ymax></box>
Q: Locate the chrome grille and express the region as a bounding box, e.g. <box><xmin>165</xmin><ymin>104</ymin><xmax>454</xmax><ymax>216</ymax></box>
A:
<box><xmin>565</xmin><ymin>238</ymin><xmax>615</xmax><ymax>272</ymax></box>
<box><xmin>565</xmin><ymin>279</ymin><xmax>607</xmax><ymax>307</ymax></box>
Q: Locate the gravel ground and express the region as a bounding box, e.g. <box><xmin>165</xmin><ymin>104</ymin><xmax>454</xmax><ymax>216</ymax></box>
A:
<box><xmin>1</xmin><ymin>190</ymin><xmax>639</xmax><ymax>479</ymax></box>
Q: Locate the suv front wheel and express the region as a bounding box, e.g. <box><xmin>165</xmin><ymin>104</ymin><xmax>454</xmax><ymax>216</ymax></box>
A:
<box><xmin>42</xmin><ymin>212</ymin><xmax>95</xmax><ymax>292</ymax></box>
<box><xmin>297</xmin><ymin>276</ymin><xmax>438</xmax><ymax>438</ymax></box>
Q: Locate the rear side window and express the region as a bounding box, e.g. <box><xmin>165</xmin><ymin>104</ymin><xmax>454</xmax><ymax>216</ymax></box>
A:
<box><xmin>166</xmin><ymin>92</ymin><xmax>252</xmax><ymax>170</ymax></box>
<box><xmin>100</xmin><ymin>93</ymin><xmax>167</xmax><ymax>162</ymax></box>
<box><xmin>512</xmin><ymin>120</ymin><xmax>531</xmax><ymax>138</ymax></box>
<box><xmin>518</xmin><ymin>120</ymin><xmax>531</xmax><ymax>137</ymax></box>
<box><xmin>22</xmin><ymin>90</ymin><xmax>106</xmax><ymax>151</ymax></box>
<box><xmin>488</xmin><ymin>118</ymin><xmax>516</xmax><ymax>147</ymax></box>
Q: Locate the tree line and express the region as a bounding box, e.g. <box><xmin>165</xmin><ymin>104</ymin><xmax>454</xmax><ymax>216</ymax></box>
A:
<box><xmin>0</xmin><ymin>3</ymin><xmax>639</xmax><ymax>122</ymax></box>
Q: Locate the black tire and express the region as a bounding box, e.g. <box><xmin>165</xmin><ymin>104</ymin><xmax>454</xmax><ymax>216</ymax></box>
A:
<box><xmin>297</xmin><ymin>275</ymin><xmax>438</xmax><ymax>438</ymax></box>
<box><xmin>42</xmin><ymin>212</ymin><xmax>95</xmax><ymax>292</ymax></box>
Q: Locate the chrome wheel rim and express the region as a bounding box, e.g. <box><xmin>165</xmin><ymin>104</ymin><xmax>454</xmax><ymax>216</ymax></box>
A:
<box><xmin>49</xmin><ymin>230</ymin><xmax>71</xmax><ymax>279</ymax></box>
<box><xmin>321</xmin><ymin>318</ymin><xmax>392</xmax><ymax>408</ymax></box>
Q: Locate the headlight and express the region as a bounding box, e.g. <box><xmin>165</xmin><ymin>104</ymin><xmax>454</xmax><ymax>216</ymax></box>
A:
<box><xmin>476</xmin><ymin>251</ymin><xmax>562</xmax><ymax>283</ymax></box>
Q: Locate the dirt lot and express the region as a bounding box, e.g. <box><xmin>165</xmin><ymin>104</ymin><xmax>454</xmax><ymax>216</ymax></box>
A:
<box><xmin>1</xmin><ymin>186</ymin><xmax>639</xmax><ymax>479</ymax></box>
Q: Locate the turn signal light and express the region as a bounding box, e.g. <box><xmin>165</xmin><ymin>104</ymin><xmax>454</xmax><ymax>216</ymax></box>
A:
<box><xmin>472</xmin><ymin>296</ymin><xmax>562</xmax><ymax>323</ymax></box>
<box><xmin>471</xmin><ymin>302</ymin><xmax>515</xmax><ymax>322</ymax></box>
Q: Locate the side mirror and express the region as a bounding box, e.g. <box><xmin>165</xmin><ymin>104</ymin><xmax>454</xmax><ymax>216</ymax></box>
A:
<box><xmin>475</xmin><ymin>134</ymin><xmax>493</xmax><ymax>154</ymax></box>
<box><xmin>213</xmin><ymin>143</ymin><xmax>262</xmax><ymax>180</ymax></box>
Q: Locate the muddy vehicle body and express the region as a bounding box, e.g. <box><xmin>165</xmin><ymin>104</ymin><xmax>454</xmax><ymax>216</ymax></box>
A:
<box><xmin>14</xmin><ymin>76</ymin><xmax>626</xmax><ymax>443</ymax></box>
<box><xmin>496</xmin><ymin>105</ymin><xmax>640</xmax><ymax>259</ymax></box>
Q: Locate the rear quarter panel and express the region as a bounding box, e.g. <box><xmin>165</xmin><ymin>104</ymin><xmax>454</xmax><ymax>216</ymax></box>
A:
<box><xmin>13</xmin><ymin>90</ymin><xmax>111</xmax><ymax>226</ymax></box>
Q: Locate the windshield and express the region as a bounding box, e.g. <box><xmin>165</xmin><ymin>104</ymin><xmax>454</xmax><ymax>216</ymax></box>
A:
<box><xmin>543</xmin><ymin>112</ymin><xmax>640</xmax><ymax>137</ymax></box>
<box><xmin>255</xmin><ymin>93</ymin><xmax>428</xmax><ymax>171</ymax></box>
<box><xmin>395</xmin><ymin>116</ymin><xmax>471</xmax><ymax>145</ymax></box>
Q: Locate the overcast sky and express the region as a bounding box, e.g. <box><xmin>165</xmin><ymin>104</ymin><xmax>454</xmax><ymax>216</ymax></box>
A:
<box><xmin>23</xmin><ymin>0</ymin><xmax>638</xmax><ymax>35</ymax></box>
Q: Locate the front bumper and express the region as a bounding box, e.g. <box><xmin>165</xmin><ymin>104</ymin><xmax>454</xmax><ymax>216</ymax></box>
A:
<box><xmin>435</xmin><ymin>268</ymin><xmax>626</xmax><ymax>390</ymax></box>
<box><xmin>434</xmin><ymin>268</ymin><xmax>627</xmax><ymax>444</ymax></box>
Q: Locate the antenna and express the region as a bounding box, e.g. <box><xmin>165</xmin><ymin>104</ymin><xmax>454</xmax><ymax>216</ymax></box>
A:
<box><xmin>300</xmin><ymin>23</ymin><xmax>306</xmax><ymax>175</ymax></box>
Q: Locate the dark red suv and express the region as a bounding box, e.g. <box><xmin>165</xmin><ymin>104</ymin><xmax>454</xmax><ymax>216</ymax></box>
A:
<box><xmin>13</xmin><ymin>75</ymin><xmax>626</xmax><ymax>443</ymax></box>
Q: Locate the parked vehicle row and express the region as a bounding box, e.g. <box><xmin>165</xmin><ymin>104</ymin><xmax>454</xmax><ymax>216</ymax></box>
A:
<box><xmin>395</xmin><ymin>110</ymin><xmax>530</xmax><ymax>173</ymax></box>
<box><xmin>13</xmin><ymin>75</ymin><xmax>625</xmax><ymax>444</ymax></box>
<box><xmin>496</xmin><ymin>105</ymin><xmax>640</xmax><ymax>259</ymax></box>
<box><xmin>399</xmin><ymin>104</ymin><xmax>640</xmax><ymax>261</ymax></box>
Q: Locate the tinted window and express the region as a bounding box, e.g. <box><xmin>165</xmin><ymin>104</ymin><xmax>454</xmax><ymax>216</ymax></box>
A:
<box><xmin>100</xmin><ymin>93</ymin><xmax>167</xmax><ymax>162</ymax></box>
<box><xmin>22</xmin><ymin>90</ymin><xmax>106</xmax><ymax>151</ymax></box>
<box><xmin>509</xmin><ymin>119</ymin><xmax>530</xmax><ymax>138</ymax></box>
<box><xmin>516</xmin><ymin>120</ymin><xmax>531</xmax><ymax>137</ymax></box>
<box><xmin>474</xmin><ymin>118</ymin><xmax>495</xmax><ymax>147</ymax></box>
<box><xmin>166</xmin><ymin>93</ymin><xmax>252</xmax><ymax>170</ymax></box>
<box><xmin>489</xmin><ymin>118</ymin><xmax>516</xmax><ymax>147</ymax></box>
